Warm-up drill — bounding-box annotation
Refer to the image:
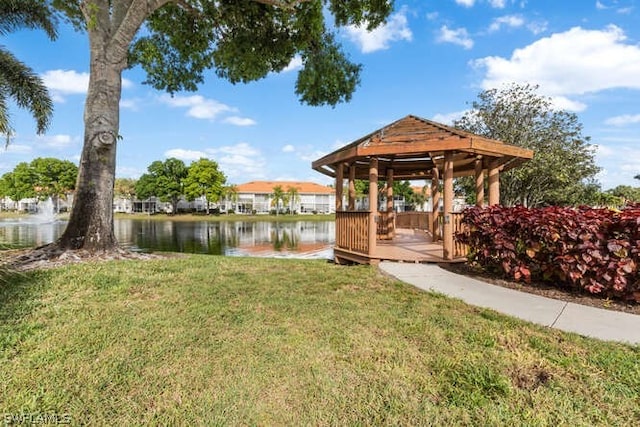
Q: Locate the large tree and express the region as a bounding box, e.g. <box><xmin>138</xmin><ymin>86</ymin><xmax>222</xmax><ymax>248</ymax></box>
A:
<box><xmin>0</xmin><ymin>157</ymin><xmax>77</xmax><ymax>203</ymax></box>
<box><xmin>454</xmin><ymin>83</ymin><xmax>600</xmax><ymax>207</ymax></box>
<box><xmin>135</xmin><ymin>158</ymin><xmax>188</xmax><ymax>214</ymax></box>
<box><xmin>182</xmin><ymin>157</ymin><xmax>226</xmax><ymax>212</ymax></box>
<box><xmin>0</xmin><ymin>0</ymin><xmax>56</xmax><ymax>139</ymax></box>
<box><xmin>45</xmin><ymin>0</ymin><xmax>393</xmax><ymax>252</ymax></box>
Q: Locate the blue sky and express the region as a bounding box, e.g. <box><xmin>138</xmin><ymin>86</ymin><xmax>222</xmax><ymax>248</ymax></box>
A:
<box><xmin>3</xmin><ymin>0</ymin><xmax>640</xmax><ymax>189</ymax></box>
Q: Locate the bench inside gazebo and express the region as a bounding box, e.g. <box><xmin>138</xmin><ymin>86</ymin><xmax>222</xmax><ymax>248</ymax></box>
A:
<box><xmin>312</xmin><ymin>115</ymin><xmax>534</xmax><ymax>265</ymax></box>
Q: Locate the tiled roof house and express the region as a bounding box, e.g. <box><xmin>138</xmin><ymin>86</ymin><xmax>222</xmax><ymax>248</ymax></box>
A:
<box><xmin>232</xmin><ymin>181</ymin><xmax>335</xmax><ymax>214</ymax></box>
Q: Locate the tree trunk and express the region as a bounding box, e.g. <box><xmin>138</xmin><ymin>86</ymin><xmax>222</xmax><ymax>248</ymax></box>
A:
<box><xmin>58</xmin><ymin>31</ymin><xmax>124</xmax><ymax>251</ymax></box>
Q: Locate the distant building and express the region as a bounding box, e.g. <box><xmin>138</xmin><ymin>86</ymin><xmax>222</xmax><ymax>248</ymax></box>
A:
<box><xmin>112</xmin><ymin>181</ymin><xmax>336</xmax><ymax>214</ymax></box>
<box><xmin>232</xmin><ymin>181</ymin><xmax>336</xmax><ymax>214</ymax></box>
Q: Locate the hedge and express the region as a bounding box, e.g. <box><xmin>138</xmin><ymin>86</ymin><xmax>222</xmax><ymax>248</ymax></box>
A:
<box><xmin>456</xmin><ymin>204</ymin><xmax>640</xmax><ymax>302</ymax></box>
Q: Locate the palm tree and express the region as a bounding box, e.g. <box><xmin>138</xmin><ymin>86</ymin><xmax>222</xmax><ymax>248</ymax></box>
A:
<box><xmin>286</xmin><ymin>185</ymin><xmax>300</xmax><ymax>214</ymax></box>
<box><xmin>222</xmin><ymin>184</ymin><xmax>239</xmax><ymax>213</ymax></box>
<box><xmin>271</xmin><ymin>185</ymin><xmax>285</xmax><ymax>216</ymax></box>
<box><xmin>0</xmin><ymin>0</ymin><xmax>57</xmax><ymax>140</ymax></box>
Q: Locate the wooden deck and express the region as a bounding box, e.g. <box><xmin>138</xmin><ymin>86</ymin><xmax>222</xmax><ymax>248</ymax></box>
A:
<box><xmin>334</xmin><ymin>227</ymin><xmax>466</xmax><ymax>265</ymax></box>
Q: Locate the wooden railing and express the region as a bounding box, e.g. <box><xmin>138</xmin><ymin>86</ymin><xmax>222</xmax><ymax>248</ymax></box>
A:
<box><xmin>376</xmin><ymin>211</ymin><xmax>395</xmax><ymax>240</ymax></box>
<box><xmin>395</xmin><ymin>212</ymin><xmax>432</xmax><ymax>230</ymax></box>
<box><xmin>335</xmin><ymin>211</ymin><xmax>369</xmax><ymax>254</ymax></box>
<box><xmin>451</xmin><ymin>212</ymin><xmax>469</xmax><ymax>259</ymax></box>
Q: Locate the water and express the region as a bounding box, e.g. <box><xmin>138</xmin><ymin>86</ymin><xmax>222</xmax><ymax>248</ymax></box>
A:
<box><xmin>34</xmin><ymin>197</ymin><xmax>56</xmax><ymax>223</ymax></box>
<box><xmin>0</xmin><ymin>218</ymin><xmax>335</xmax><ymax>259</ymax></box>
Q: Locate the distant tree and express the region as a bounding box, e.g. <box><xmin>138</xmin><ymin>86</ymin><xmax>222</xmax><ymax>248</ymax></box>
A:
<box><xmin>135</xmin><ymin>158</ymin><xmax>188</xmax><ymax>214</ymax></box>
<box><xmin>271</xmin><ymin>185</ymin><xmax>286</xmax><ymax>216</ymax></box>
<box><xmin>183</xmin><ymin>158</ymin><xmax>226</xmax><ymax>213</ymax></box>
<box><xmin>635</xmin><ymin>174</ymin><xmax>640</xmax><ymax>181</ymax></box>
<box><xmin>454</xmin><ymin>83</ymin><xmax>600</xmax><ymax>207</ymax></box>
<box><xmin>29</xmin><ymin>157</ymin><xmax>78</xmax><ymax>211</ymax></box>
<box><xmin>114</xmin><ymin>178</ymin><xmax>137</xmax><ymax>200</ymax></box>
<box><xmin>1</xmin><ymin>163</ymin><xmax>36</xmax><ymax>201</ymax></box>
<box><xmin>0</xmin><ymin>158</ymin><xmax>77</xmax><ymax>209</ymax></box>
<box><xmin>221</xmin><ymin>184</ymin><xmax>239</xmax><ymax>213</ymax></box>
<box><xmin>0</xmin><ymin>0</ymin><xmax>56</xmax><ymax>141</ymax></box>
<box><xmin>286</xmin><ymin>186</ymin><xmax>300</xmax><ymax>213</ymax></box>
<box><xmin>46</xmin><ymin>0</ymin><xmax>392</xmax><ymax>253</ymax></box>
<box><xmin>607</xmin><ymin>185</ymin><xmax>640</xmax><ymax>203</ymax></box>
<box><xmin>407</xmin><ymin>185</ymin><xmax>428</xmax><ymax>211</ymax></box>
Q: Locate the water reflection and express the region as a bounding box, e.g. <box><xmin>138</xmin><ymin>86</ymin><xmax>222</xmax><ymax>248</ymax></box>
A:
<box><xmin>0</xmin><ymin>218</ymin><xmax>335</xmax><ymax>259</ymax></box>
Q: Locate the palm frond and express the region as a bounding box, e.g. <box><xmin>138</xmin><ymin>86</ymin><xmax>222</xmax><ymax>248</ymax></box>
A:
<box><xmin>0</xmin><ymin>0</ymin><xmax>57</xmax><ymax>39</ymax></box>
<box><xmin>0</xmin><ymin>47</ymin><xmax>54</xmax><ymax>134</ymax></box>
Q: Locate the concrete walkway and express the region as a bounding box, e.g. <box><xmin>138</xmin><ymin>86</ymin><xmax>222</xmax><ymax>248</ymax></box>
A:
<box><xmin>379</xmin><ymin>261</ymin><xmax>640</xmax><ymax>345</ymax></box>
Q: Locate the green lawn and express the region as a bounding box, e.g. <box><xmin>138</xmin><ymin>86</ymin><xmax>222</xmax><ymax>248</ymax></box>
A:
<box><xmin>1</xmin><ymin>256</ymin><xmax>638</xmax><ymax>425</ymax></box>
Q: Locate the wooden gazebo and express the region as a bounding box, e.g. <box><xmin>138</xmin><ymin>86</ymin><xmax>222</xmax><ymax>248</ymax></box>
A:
<box><xmin>312</xmin><ymin>115</ymin><xmax>534</xmax><ymax>264</ymax></box>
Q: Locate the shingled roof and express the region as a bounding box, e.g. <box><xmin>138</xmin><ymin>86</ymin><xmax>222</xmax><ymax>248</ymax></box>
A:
<box><xmin>312</xmin><ymin>115</ymin><xmax>533</xmax><ymax>180</ymax></box>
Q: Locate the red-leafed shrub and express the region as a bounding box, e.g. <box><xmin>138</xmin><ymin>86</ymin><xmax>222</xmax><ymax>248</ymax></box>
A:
<box><xmin>456</xmin><ymin>205</ymin><xmax>640</xmax><ymax>302</ymax></box>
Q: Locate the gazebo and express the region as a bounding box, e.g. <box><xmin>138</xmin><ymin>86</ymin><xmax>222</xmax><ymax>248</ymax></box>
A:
<box><xmin>312</xmin><ymin>115</ymin><xmax>534</xmax><ymax>264</ymax></box>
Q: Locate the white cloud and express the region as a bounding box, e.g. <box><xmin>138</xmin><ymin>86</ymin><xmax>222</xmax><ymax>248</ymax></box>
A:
<box><xmin>36</xmin><ymin>134</ymin><xmax>75</xmax><ymax>149</ymax></box>
<box><xmin>223</xmin><ymin>116</ymin><xmax>257</xmax><ymax>126</ymax></box>
<box><xmin>345</xmin><ymin>8</ymin><xmax>412</xmax><ymax>53</ymax></box>
<box><xmin>298</xmin><ymin>150</ymin><xmax>327</xmax><ymax>162</ymax></box>
<box><xmin>42</xmin><ymin>70</ymin><xmax>88</xmax><ymax>98</ymax></box>
<box><xmin>595</xmin><ymin>144</ymin><xmax>615</xmax><ymax>157</ymax></box>
<box><xmin>282</xmin><ymin>144</ymin><xmax>295</xmax><ymax>153</ymax></box>
<box><xmin>42</xmin><ymin>69</ymin><xmax>132</xmax><ymax>102</ymax></box>
<box><xmin>437</xmin><ymin>25</ymin><xmax>474</xmax><ymax>49</ymax></box>
<box><xmin>548</xmin><ymin>96</ymin><xmax>587</xmax><ymax>112</ymax></box>
<box><xmin>595</xmin><ymin>144</ymin><xmax>640</xmax><ymax>189</ymax></box>
<box><xmin>331</xmin><ymin>139</ymin><xmax>349</xmax><ymax>150</ymax></box>
<box><xmin>164</xmin><ymin>148</ymin><xmax>208</xmax><ymax>161</ymax></box>
<box><xmin>455</xmin><ymin>0</ymin><xmax>508</xmax><ymax>8</ymax></box>
<box><xmin>526</xmin><ymin>20</ymin><xmax>548</xmax><ymax>35</ymax></box>
<box><xmin>116</xmin><ymin>166</ymin><xmax>144</xmax><ymax>179</ymax></box>
<box><xmin>595</xmin><ymin>1</ymin><xmax>634</xmax><ymax>13</ymax></box>
<box><xmin>488</xmin><ymin>15</ymin><xmax>524</xmax><ymax>32</ymax></box>
<box><xmin>489</xmin><ymin>0</ymin><xmax>507</xmax><ymax>7</ymax></box>
<box><xmin>432</xmin><ymin>110</ymin><xmax>468</xmax><ymax>125</ymax></box>
<box><xmin>473</xmin><ymin>25</ymin><xmax>640</xmax><ymax>110</ymax></box>
<box><xmin>120</xmin><ymin>98</ymin><xmax>140</xmax><ymax>111</ymax></box>
<box><xmin>210</xmin><ymin>143</ymin><xmax>267</xmax><ymax>181</ymax></box>
<box><xmin>605</xmin><ymin>113</ymin><xmax>640</xmax><ymax>126</ymax></box>
<box><xmin>2</xmin><ymin>144</ymin><xmax>32</xmax><ymax>154</ymax></box>
<box><xmin>161</xmin><ymin>95</ymin><xmax>235</xmax><ymax>120</ymax></box>
<box><xmin>167</xmin><ymin>142</ymin><xmax>267</xmax><ymax>181</ymax></box>
<box><xmin>282</xmin><ymin>56</ymin><xmax>303</xmax><ymax>73</ymax></box>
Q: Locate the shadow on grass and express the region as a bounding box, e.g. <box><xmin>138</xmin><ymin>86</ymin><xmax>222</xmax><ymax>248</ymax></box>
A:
<box><xmin>0</xmin><ymin>266</ymin><xmax>49</xmax><ymax>324</ymax></box>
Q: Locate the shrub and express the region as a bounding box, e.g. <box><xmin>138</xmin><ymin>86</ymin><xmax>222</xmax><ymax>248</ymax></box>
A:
<box><xmin>456</xmin><ymin>205</ymin><xmax>640</xmax><ymax>301</ymax></box>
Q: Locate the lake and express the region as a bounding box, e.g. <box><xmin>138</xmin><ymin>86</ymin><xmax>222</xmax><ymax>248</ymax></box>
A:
<box><xmin>0</xmin><ymin>217</ymin><xmax>335</xmax><ymax>259</ymax></box>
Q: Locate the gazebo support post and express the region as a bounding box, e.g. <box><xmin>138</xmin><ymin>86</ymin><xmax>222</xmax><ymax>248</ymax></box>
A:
<box><xmin>386</xmin><ymin>168</ymin><xmax>394</xmax><ymax>239</ymax></box>
<box><xmin>488</xmin><ymin>161</ymin><xmax>500</xmax><ymax>206</ymax></box>
<box><xmin>335</xmin><ymin>163</ymin><xmax>344</xmax><ymax>211</ymax></box>
<box><xmin>431</xmin><ymin>167</ymin><xmax>440</xmax><ymax>241</ymax></box>
<box><xmin>348</xmin><ymin>164</ymin><xmax>356</xmax><ymax>210</ymax></box>
<box><xmin>475</xmin><ymin>156</ymin><xmax>484</xmax><ymax>207</ymax></box>
<box><xmin>368</xmin><ymin>158</ymin><xmax>378</xmax><ymax>257</ymax></box>
<box><xmin>443</xmin><ymin>152</ymin><xmax>454</xmax><ymax>260</ymax></box>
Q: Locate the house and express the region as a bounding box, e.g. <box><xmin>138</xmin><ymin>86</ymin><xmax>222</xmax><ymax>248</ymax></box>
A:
<box><xmin>231</xmin><ymin>181</ymin><xmax>336</xmax><ymax>214</ymax></box>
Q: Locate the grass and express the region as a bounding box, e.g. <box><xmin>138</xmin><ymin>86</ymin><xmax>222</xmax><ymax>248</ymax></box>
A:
<box><xmin>1</xmin><ymin>256</ymin><xmax>639</xmax><ymax>425</ymax></box>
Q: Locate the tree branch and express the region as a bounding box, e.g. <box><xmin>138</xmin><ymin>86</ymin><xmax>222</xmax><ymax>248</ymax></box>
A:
<box><xmin>252</xmin><ymin>0</ymin><xmax>312</xmax><ymax>9</ymax></box>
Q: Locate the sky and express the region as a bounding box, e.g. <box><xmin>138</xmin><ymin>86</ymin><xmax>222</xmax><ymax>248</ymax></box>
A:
<box><xmin>3</xmin><ymin>0</ymin><xmax>640</xmax><ymax>190</ymax></box>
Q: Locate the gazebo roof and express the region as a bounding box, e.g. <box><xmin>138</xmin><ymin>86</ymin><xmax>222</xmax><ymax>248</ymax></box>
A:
<box><xmin>312</xmin><ymin>115</ymin><xmax>534</xmax><ymax>180</ymax></box>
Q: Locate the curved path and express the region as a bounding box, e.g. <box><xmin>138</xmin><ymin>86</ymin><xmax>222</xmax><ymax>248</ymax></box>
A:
<box><xmin>379</xmin><ymin>262</ymin><xmax>640</xmax><ymax>346</ymax></box>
